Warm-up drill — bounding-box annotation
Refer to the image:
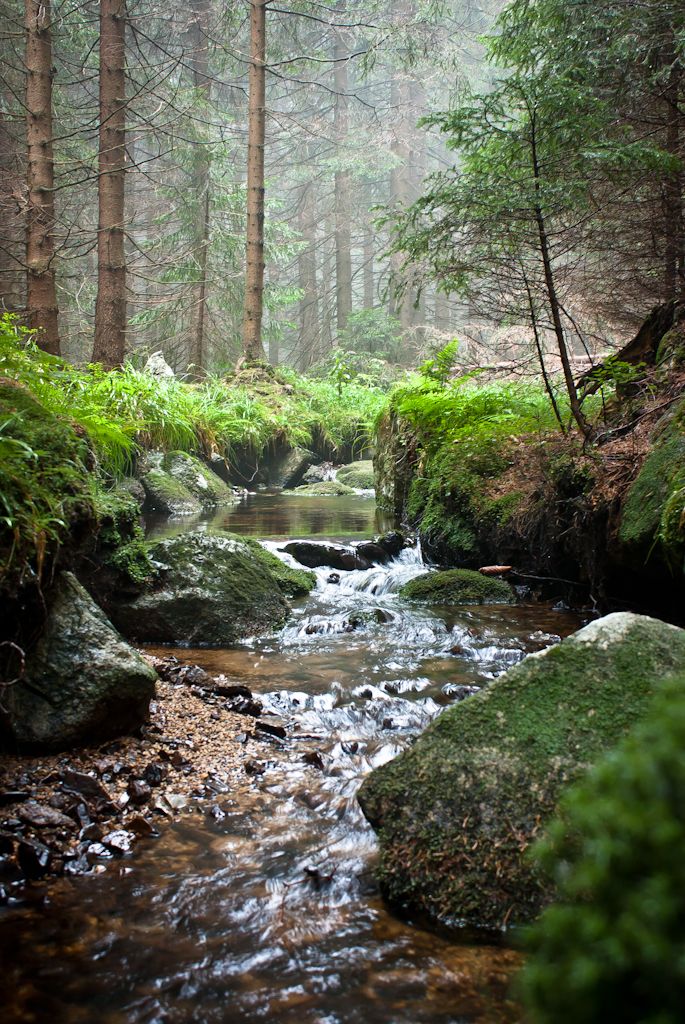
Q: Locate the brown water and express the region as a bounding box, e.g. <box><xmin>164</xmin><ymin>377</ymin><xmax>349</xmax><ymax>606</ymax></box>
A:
<box><xmin>0</xmin><ymin>494</ymin><xmax>583</xmax><ymax>1024</ymax></box>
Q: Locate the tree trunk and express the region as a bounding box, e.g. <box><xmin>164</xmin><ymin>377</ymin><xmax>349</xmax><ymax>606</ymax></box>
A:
<box><xmin>92</xmin><ymin>0</ymin><xmax>127</xmax><ymax>368</ymax></box>
<box><xmin>297</xmin><ymin>179</ymin><xmax>320</xmax><ymax>368</ymax></box>
<box><xmin>242</xmin><ymin>0</ymin><xmax>267</xmax><ymax>362</ymax></box>
<box><xmin>529</xmin><ymin>118</ymin><xmax>590</xmax><ymax>439</ymax></box>
<box><xmin>388</xmin><ymin>74</ymin><xmax>413</xmax><ymax>331</ymax></box>
<box><xmin>0</xmin><ymin>102</ymin><xmax>25</xmax><ymax>316</ymax></box>
<box><xmin>662</xmin><ymin>49</ymin><xmax>684</xmax><ymax>301</ymax></box>
<box><xmin>187</xmin><ymin>0</ymin><xmax>212</xmax><ymax>373</ymax></box>
<box><xmin>363</xmin><ymin>226</ymin><xmax>374</xmax><ymax>308</ymax></box>
<box><xmin>334</xmin><ymin>26</ymin><xmax>352</xmax><ymax>332</ymax></box>
<box><xmin>25</xmin><ymin>0</ymin><xmax>59</xmax><ymax>355</ymax></box>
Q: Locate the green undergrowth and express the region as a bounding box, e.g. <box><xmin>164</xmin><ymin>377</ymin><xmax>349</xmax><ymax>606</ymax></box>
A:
<box><xmin>383</xmin><ymin>361</ymin><xmax>598</xmax><ymax>562</ymax></box>
<box><xmin>619</xmin><ymin>399</ymin><xmax>685</xmax><ymax>570</ymax></box>
<box><xmin>521</xmin><ymin>673</ymin><xmax>685</xmax><ymax>1024</ymax></box>
<box><xmin>0</xmin><ymin>316</ymin><xmax>385</xmax><ymax>480</ymax></box>
<box><xmin>0</xmin><ymin>380</ymin><xmax>95</xmax><ymax>596</ymax></box>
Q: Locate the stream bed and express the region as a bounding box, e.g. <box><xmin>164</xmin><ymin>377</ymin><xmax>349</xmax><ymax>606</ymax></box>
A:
<box><xmin>1</xmin><ymin>493</ymin><xmax>583</xmax><ymax>1024</ymax></box>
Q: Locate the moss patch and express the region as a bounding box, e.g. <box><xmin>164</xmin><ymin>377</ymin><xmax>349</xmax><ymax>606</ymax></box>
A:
<box><xmin>92</xmin><ymin>485</ymin><xmax>154</xmax><ymax>586</ymax></box>
<box><xmin>619</xmin><ymin>404</ymin><xmax>685</xmax><ymax>564</ymax></box>
<box><xmin>336</xmin><ymin>460</ymin><xmax>375</xmax><ymax>489</ymax></box>
<box><xmin>244</xmin><ymin>539</ymin><xmax>316</xmax><ymax>597</ymax></box>
<box><xmin>358</xmin><ymin>613</ymin><xmax>685</xmax><ymax>931</ymax></box>
<box><xmin>289</xmin><ymin>480</ymin><xmax>357</xmax><ymax>496</ymax></box>
<box><xmin>400</xmin><ymin>569</ymin><xmax>515</xmax><ymax>605</ymax></box>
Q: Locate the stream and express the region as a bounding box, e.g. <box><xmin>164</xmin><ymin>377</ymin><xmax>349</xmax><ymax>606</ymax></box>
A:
<box><xmin>1</xmin><ymin>493</ymin><xmax>583</xmax><ymax>1024</ymax></box>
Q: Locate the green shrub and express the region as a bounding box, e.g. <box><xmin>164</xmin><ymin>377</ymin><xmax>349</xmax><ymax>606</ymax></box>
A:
<box><xmin>520</xmin><ymin>674</ymin><xmax>685</xmax><ymax>1024</ymax></box>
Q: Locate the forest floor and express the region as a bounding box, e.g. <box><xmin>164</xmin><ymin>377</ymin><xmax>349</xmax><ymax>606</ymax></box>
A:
<box><xmin>0</xmin><ymin>655</ymin><xmax>284</xmax><ymax>898</ymax></box>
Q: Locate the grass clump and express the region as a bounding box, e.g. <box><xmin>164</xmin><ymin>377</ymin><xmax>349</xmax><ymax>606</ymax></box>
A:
<box><xmin>0</xmin><ymin>315</ymin><xmax>386</xmax><ymax>480</ymax></box>
<box><xmin>520</xmin><ymin>673</ymin><xmax>685</xmax><ymax>1024</ymax></box>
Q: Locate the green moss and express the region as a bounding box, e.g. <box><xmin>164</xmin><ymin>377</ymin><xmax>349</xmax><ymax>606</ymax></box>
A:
<box><xmin>655</xmin><ymin>324</ymin><xmax>685</xmax><ymax>368</ymax></box>
<box><xmin>400</xmin><ymin>568</ymin><xmax>515</xmax><ymax>605</ymax></box>
<box><xmin>92</xmin><ymin>485</ymin><xmax>154</xmax><ymax>586</ymax></box>
<box><xmin>336</xmin><ymin>460</ymin><xmax>375</xmax><ymax>489</ymax></box>
<box><xmin>619</xmin><ymin>414</ymin><xmax>685</xmax><ymax>554</ymax></box>
<box><xmin>244</xmin><ymin>538</ymin><xmax>316</xmax><ymax>597</ymax></box>
<box><xmin>289</xmin><ymin>480</ymin><xmax>357</xmax><ymax>496</ymax></box>
<box><xmin>0</xmin><ymin>382</ymin><xmax>95</xmax><ymax>597</ymax></box>
<box><xmin>141</xmin><ymin>466</ymin><xmax>202</xmax><ymax>514</ymax></box>
<box><xmin>358</xmin><ymin>613</ymin><xmax>685</xmax><ymax>931</ymax></box>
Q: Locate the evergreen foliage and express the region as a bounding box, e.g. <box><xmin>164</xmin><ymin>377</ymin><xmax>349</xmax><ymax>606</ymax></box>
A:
<box><xmin>521</xmin><ymin>673</ymin><xmax>685</xmax><ymax>1024</ymax></box>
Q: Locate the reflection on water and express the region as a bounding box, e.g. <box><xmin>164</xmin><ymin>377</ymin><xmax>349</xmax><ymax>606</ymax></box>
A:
<box><xmin>0</xmin><ymin>494</ymin><xmax>582</xmax><ymax>1023</ymax></box>
<box><xmin>144</xmin><ymin>491</ymin><xmax>392</xmax><ymax>542</ymax></box>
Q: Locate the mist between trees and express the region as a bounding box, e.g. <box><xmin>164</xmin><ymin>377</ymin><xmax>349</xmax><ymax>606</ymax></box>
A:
<box><xmin>0</xmin><ymin>0</ymin><xmax>499</xmax><ymax>374</ymax></box>
<box><xmin>1</xmin><ymin>1</ymin><xmax>683</xmax><ymax>383</ymax></box>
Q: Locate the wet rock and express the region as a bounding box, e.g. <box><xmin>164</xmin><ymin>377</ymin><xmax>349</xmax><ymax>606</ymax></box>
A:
<box><xmin>139</xmin><ymin>450</ymin><xmax>239</xmax><ymax>516</ymax></box>
<box><xmin>375</xmin><ymin>531</ymin><xmax>406</xmax><ymax>558</ymax></box>
<box><xmin>127</xmin><ymin>816</ymin><xmax>157</xmax><ymax>837</ymax></box>
<box><xmin>355</xmin><ymin>542</ymin><xmax>390</xmax><ymax>564</ymax></box>
<box><xmin>256</xmin><ymin>717</ymin><xmax>287</xmax><ymax>739</ymax></box>
<box><xmin>327</xmin><ymin>573</ymin><xmax>341</xmax><ymax>585</ymax></box>
<box><xmin>102</xmin><ymin>830</ymin><xmax>136</xmax><ymax>855</ymax></box>
<box><xmin>60</xmin><ymin>769</ymin><xmax>115</xmax><ymax>810</ymax></box>
<box><xmin>86</xmin><ymin>842</ymin><xmax>112</xmax><ymax>862</ymax></box>
<box><xmin>79</xmin><ymin>823</ymin><xmax>104</xmax><ymax>842</ymax></box>
<box><xmin>0</xmin><ymin>792</ymin><xmax>30</xmax><ymax>807</ymax></box>
<box><xmin>17</xmin><ymin>838</ymin><xmax>51</xmax><ymax>878</ymax></box>
<box><xmin>106</xmin><ymin>532</ymin><xmax>294</xmax><ymax>646</ymax></box>
<box><xmin>267</xmin><ymin>446</ymin><xmax>315</xmax><ymax>489</ymax></box>
<box><xmin>2</xmin><ymin>573</ymin><xmax>158</xmax><ymax>752</ymax></box>
<box><xmin>18</xmin><ymin>802</ymin><xmax>75</xmax><ymax>830</ymax></box>
<box><xmin>143</xmin><ymin>763</ymin><xmax>166</xmax><ymax>787</ymax></box>
<box><xmin>400</xmin><ymin>568</ymin><xmax>515</xmax><ymax>605</ymax></box>
<box><xmin>64</xmin><ymin>855</ymin><xmax>90</xmax><ymax>876</ymax></box>
<box><xmin>282</xmin><ymin>541</ymin><xmax>371</xmax><ymax>572</ymax></box>
<box><xmin>302</xmin><ymin>750</ymin><xmax>325</xmax><ymax>770</ymax></box>
<box><xmin>127</xmin><ymin>780</ymin><xmax>152</xmax><ymax>806</ymax></box>
<box><xmin>245</xmin><ymin>760</ymin><xmax>265</xmax><ymax>776</ymax></box>
<box><xmin>359</xmin><ymin>612</ymin><xmax>685</xmax><ymax>931</ymax></box>
<box><xmin>224</xmin><ymin>694</ymin><xmax>263</xmax><ymax>717</ymax></box>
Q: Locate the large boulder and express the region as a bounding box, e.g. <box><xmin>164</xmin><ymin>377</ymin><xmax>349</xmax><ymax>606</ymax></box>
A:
<box><xmin>267</xmin><ymin>446</ymin><xmax>315</xmax><ymax>489</ymax></box>
<box><xmin>358</xmin><ymin>612</ymin><xmax>685</xmax><ymax>932</ymax></box>
<box><xmin>139</xmin><ymin>451</ymin><xmax>239</xmax><ymax>516</ymax></box>
<box><xmin>336</xmin><ymin>460</ymin><xmax>375</xmax><ymax>490</ymax></box>
<box><xmin>107</xmin><ymin>531</ymin><xmax>314</xmax><ymax>645</ymax></box>
<box><xmin>400</xmin><ymin>568</ymin><xmax>515</xmax><ymax>605</ymax></box>
<box><xmin>2</xmin><ymin>573</ymin><xmax>157</xmax><ymax>751</ymax></box>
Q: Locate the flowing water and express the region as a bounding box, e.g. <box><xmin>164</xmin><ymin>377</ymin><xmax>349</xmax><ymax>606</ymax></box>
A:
<box><xmin>1</xmin><ymin>493</ymin><xmax>583</xmax><ymax>1024</ymax></box>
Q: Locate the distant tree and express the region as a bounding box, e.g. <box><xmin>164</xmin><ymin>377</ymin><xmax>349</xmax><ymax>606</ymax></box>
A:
<box><xmin>242</xmin><ymin>0</ymin><xmax>268</xmax><ymax>362</ymax></box>
<box><xmin>25</xmin><ymin>0</ymin><xmax>59</xmax><ymax>355</ymax></box>
<box><xmin>92</xmin><ymin>0</ymin><xmax>127</xmax><ymax>368</ymax></box>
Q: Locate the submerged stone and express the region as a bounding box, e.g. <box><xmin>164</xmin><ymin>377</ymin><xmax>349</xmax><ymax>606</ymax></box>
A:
<box><xmin>358</xmin><ymin>612</ymin><xmax>685</xmax><ymax>931</ymax></box>
<box><xmin>400</xmin><ymin>568</ymin><xmax>515</xmax><ymax>605</ymax></box>
<box><xmin>2</xmin><ymin>573</ymin><xmax>157</xmax><ymax>752</ymax></box>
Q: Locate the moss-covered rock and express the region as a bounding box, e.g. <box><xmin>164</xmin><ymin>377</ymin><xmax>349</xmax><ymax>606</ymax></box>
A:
<box><xmin>336</xmin><ymin>460</ymin><xmax>375</xmax><ymax>489</ymax></box>
<box><xmin>289</xmin><ymin>480</ymin><xmax>357</xmax><ymax>497</ymax></box>
<box><xmin>618</xmin><ymin>404</ymin><xmax>685</xmax><ymax>568</ymax></box>
<box><xmin>244</xmin><ymin>539</ymin><xmax>316</xmax><ymax>597</ymax></box>
<box><xmin>2</xmin><ymin>572</ymin><xmax>157</xmax><ymax>751</ymax></box>
<box><xmin>357</xmin><ymin>612</ymin><xmax>685</xmax><ymax>932</ymax></box>
<box><xmin>107</xmin><ymin>531</ymin><xmax>297</xmax><ymax>645</ymax></box>
<box><xmin>139</xmin><ymin>450</ymin><xmax>239</xmax><ymax>515</ymax></box>
<box><xmin>92</xmin><ymin>485</ymin><xmax>154</xmax><ymax>587</ymax></box>
<box><xmin>400</xmin><ymin>568</ymin><xmax>515</xmax><ymax>605</ymax></box>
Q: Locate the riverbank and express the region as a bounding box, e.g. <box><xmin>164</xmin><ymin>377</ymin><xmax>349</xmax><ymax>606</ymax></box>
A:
<box><xmin>0</xmin><ymin>654</ymin><xmax>285</xmax><ymax>897</ymax></box>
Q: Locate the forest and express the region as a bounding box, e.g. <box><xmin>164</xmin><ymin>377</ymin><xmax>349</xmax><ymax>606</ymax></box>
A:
<box><xmin>1</xmin><ymin>1</ymin><xmax>685</xmax><ymax>1023</ymax></box>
